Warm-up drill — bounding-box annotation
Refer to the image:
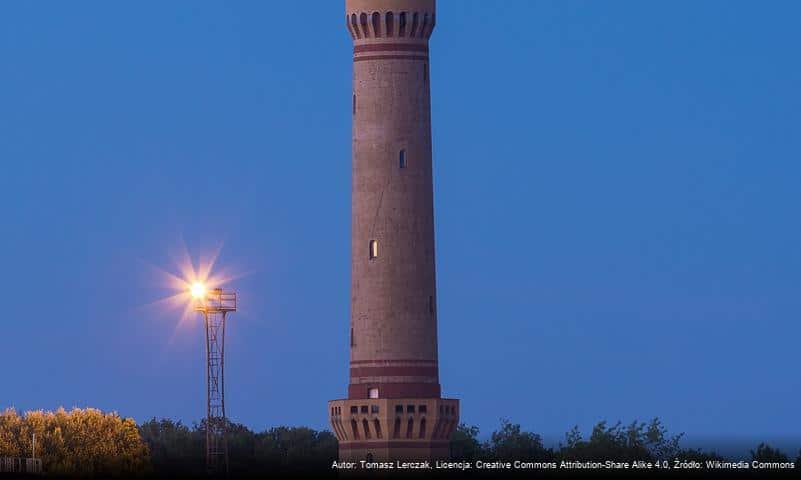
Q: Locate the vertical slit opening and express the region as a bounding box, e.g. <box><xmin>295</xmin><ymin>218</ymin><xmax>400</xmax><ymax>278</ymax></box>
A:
<box><xmin>410</xmin><ymin>12</ymin><xmax>419</xmax><ymax>37</ymax></box>
<box><xmin>399</xmin><ymin>12</ymin><xmax>407</xmax><ymax>37</ymax></box>
<box><xmin>360</xmin><ymin>13</ymin><xmax>370</xmax><ymax>38</ymax></box>
<box><xmin>371</xmin><ymin>12</ymin><xmax>381</xmax><ymax>37</ymax></box>
<box><xmin>386</xmin><ymin>12</ymin><xmax>394</xmax><ymax>37</ymax></box>
<box><xmin>351</xmin><ymin>14</ymin><xmax>361</xmax><ymax>39</ymax></box>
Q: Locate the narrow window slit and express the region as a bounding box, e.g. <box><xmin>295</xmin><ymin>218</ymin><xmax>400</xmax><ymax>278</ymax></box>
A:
<box><xmin>399</xmin><ymin>12</ymin><xmax>407</xmax><ymax>36</ymax></box>
<box><xmin>360</xmin><ymin>13</ymin><xmax>370</xmax><ymax>38</ymax></box>
<box><xmin>386</xmin><ymin>12</ymin><xmax>394</xmax><ymax>37</ymax></box>
<box><xmin>371</xmin><ymin>12</ymin><xmax>381</xmax><ymax>37</ymax></box>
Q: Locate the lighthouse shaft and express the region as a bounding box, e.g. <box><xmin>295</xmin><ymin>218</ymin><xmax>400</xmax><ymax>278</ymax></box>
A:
<box><xmin>349</xmin><ymin>2</ymin><xmax>439</xmax><ymax>400</ymax></box>
<box><xmin>329</xmin><ymin>0</ymin><xmax>459</xmax><ymax>462</ymax></box>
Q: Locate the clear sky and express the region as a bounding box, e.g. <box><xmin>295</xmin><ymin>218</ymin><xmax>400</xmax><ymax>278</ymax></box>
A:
<box><xmin>1</xmin><ymin>1</ymin><xmax>799</xmax><ymax>446</ymax></box>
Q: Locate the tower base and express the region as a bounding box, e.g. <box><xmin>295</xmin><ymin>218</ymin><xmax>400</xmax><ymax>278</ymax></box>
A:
<box><xmin>329</xmin><ymin>398</ymin><xmax>459</xmax><ymax>462</ymax></box>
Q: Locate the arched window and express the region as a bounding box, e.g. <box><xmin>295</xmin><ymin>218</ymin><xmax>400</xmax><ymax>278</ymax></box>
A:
<box><xmin>351</xmin><ymin>14</ymin><xmax>361</xmax><ymax>39</ymax></box>
<box><xmin>406</xmin><ymin>418</ymin><xmax>414</xmax><ymax>439</ymax></box>
<box><xmin>393</xmin><ymin>418</ymin><xmax>401</xmax><ymax>438</ymax></box>
<box><xmin>386</xmin><ymin>12</ymin><xmax>394</xmax><ymax>37</ymax></box>
<box><xmin>371</xmin><ymin>12</ymin><xmax>381</xmax><ymax>37</ymax></box>
<box><xmin>373</xmin><ymin>419</ymin><xmax>382</xmax><ymax>438</ymax></box>
<box><xmin>432</xmin><ymin>418</ymin><xmax>442</xmax><ymax>439</ymax></box>
<box><xmin>398</xmin><ymin>12</ymin><xmax>407</xmax><ymax>36</ymax></box>
<box><xmin>419</xmin><ymin>418</ymin><xmax>427</xmax><ymax>438</ymax></box>
<box><xmin>399</xmin><ymin>149</ymin><xmax>407</xmax><ymax>168</ymax></box>
<box><xmin>410</xmin><ymin>12</ymin><xmax>419</xmax><ymax>37</ymax></box>
<box><xmin>360</xmin><ymin>13</ymin><xmax>370</xmax><ymax>38</ymax></box>
<box><xmin>362</xmin><ymin>419</ymin><xmax>371</xmax><ymax>439</ymax></box>
<box><xmin>346</xmin><ymin>15</ymin><xmax>355</xmax><ymax>39</ymax></box>
<box><xmin>421</xmin><ymin>13</ymin><xmax>430</xmax><ymax>37</ymax></box>
<box><xmin>352</xmin><ymin>94</ymin><xmax>356</xmax><ymax>115</ymax></box>
<box><xmin>351</xmin><ymin>419</ymin><xmax>360</xmax><ymax>439</ymax></box>
<box><xmin>369</xmin><ymin>240</ymin><xmax>379</xmax><ymax>259</ymax></box>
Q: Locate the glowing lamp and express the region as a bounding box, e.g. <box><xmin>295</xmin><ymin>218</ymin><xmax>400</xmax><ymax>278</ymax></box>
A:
<box><xmin>190</xmin><ymin>282</ymin><xmax>207</xmax><ymax>299</ymax></box>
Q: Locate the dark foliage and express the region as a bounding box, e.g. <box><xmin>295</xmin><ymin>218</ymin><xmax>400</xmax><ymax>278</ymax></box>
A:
<box><xmin>750</xmin><ymin>442</ymin><xmax>790</xmax><ymax>463</ymax></box>
<box><xmin>137</xmin><ymin>417</ymin><xmax>799</xmax><ymax>476</ymax></box>
<box><xmin>488</xmin><ymin>419</ymin><xmax>553</xmax><ymax>461</ymax></box>
<box><xmin>449</xmin><ymin>424</ymin><xmax>483</xmax><ymax>461</ymax></box>
<box><xmin>138</xmin><ymin>418</ymin><xmax>337</xmax><ymax>476</ymax></box>
<box><xmin>557</xmin><ymin>418</ymin><xmax>682</xmax><ymax>462</ymax></box>
<box><xmin>448</xmin><ymin>418</ymin><xmax>729</xmax><ymax>465</ymax></box>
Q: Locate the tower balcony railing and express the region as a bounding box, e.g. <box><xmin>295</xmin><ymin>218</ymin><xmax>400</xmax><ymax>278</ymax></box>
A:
<box><xmin>195</xmin><ymin>289</ymin><xmax>236</xmax><ymax>313</ymax></box>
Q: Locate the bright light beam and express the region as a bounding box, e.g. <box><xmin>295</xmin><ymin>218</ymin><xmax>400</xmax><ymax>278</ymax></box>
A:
<box><xmin>191</xmin><ymin>282</ymin><xmax>207</xmax><ymax>299</ymax></box>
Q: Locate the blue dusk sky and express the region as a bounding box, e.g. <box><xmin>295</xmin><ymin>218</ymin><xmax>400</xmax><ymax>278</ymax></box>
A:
<box><xmin>1</xmin><ymin>1</ymin><xmax>799</xmax><ymax>446</ymax></box>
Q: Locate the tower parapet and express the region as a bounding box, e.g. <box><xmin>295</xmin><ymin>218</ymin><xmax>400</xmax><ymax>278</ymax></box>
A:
<box><xmin>345</xmin><ymin>2</ymin><xmax>435</xmax><ymax>43</ymax></box>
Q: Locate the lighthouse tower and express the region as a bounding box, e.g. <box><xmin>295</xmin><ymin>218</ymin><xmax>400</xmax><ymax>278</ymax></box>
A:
<box><xmin>328</xmin><ymin>0</ymin><xmax>459</xmax><ymax>462</ymax></box>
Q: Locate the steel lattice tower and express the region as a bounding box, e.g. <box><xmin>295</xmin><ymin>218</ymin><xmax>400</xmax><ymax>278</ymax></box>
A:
<box><xmin>195</xmin><ymin>288</ymin><xmax>236</xmax><ymax>475</ymax></box>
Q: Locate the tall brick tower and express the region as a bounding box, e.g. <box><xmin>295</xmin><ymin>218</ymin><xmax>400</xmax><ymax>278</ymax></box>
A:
<box><xmin>328</xmin><ymin>0</ymin><xmax>459</xmax><ymax>462</ymax></box>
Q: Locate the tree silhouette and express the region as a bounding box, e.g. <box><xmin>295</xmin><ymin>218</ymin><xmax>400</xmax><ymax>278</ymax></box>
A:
<box><xmin>449</xmin><ymin>424</ymin><xmax>483</xmax><ymax>461</ymax></box>
<box><xmin>138</xmin><ymin>419</ymin><xmax>336</xmax><ymax>475</ymax></box>
<box><xmin>488</xmin><ymin>419</ymin><xmax>553</xmax><ymax>461</ymax></box>
<box><xmin>557</xmin><ymin>419</ymin><xmax>683</xmax><ymax>462</ymax></box>
<box><xmin>750</xmin><ymin>443</ymin><xmax>790</xmax><ymax>463</ymax></box>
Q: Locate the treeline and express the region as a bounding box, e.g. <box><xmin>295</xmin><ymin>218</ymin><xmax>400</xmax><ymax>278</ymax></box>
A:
<box><xmin>1</xmin><ymin>408</ymin><xmax>799</xmax><ymax>476</ymax></box>
<box><xmin>139</xmin><ymin>418</ymin><xmax>337</xmax><ymax>475</ymax></box>
<box><xmin>140</xmin><ymin>417</ymin><xmax>800</xmax><ymax>475</ymax></box>
<box><xmin>451</xmin><ymin>418</ymin><xmax>800</xmax><ymax>465</ymax></box>
<box><xmin>0</xmin><ymin>407</ymin><xmax>149</xmax><ymax>476</ymax></box>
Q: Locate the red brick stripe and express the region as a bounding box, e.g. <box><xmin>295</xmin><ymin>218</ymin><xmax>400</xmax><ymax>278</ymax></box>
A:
<box><xmin>349</xmin><ymin>382</ymin><xmax>440</xmax><ymax>399</ymax></box>
<box><xmin>350</xmin><ymin>359</ymin><xmax>437</xmax><ymax>365</ymax></box>
<box><xmin>354</xmin><ymin>43</ymin><xmax>429</xmax><ymax>54</ymax></box>
<box><xmin>354</xmin><ymin>55</ymin><xmax>428</xmax><ymax>62</ymax></box>
<box><xmin>350</xmin><ymin>366</ymin><xmax>438</xmax><ymax>377</ymax></box>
